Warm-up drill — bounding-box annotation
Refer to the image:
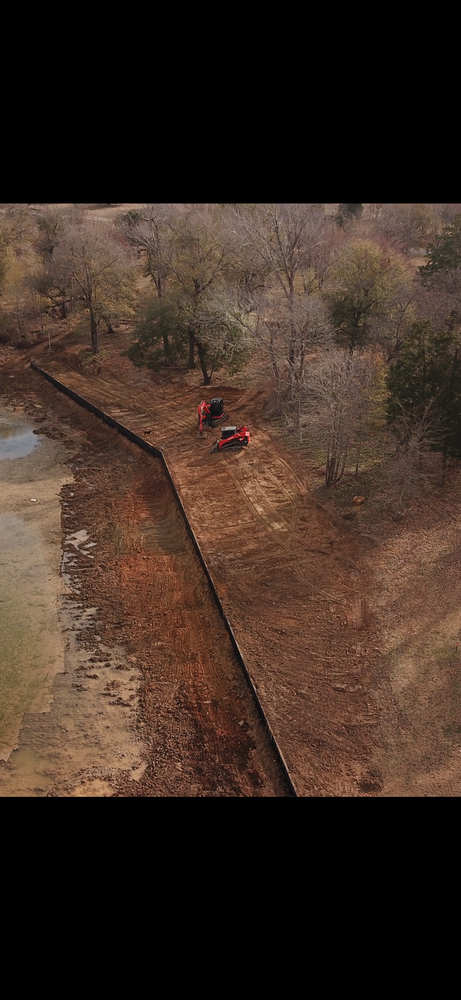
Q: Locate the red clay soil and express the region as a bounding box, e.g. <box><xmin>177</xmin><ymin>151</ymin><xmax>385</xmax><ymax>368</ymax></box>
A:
<box><xmin>0</xmin><ymin>334</ymin><xmax>383</xmax><ymax>796</ymax></box>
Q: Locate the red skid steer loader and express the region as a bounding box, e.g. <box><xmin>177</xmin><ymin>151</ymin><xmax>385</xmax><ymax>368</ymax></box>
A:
<box><xmin>210</xmin><ymin>425</ymin><xmax>250</xmax><ymax>452</ymax></box>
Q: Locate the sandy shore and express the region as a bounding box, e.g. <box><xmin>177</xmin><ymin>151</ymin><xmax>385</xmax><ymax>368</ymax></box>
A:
<box><xmin>0</xmin><ymin>404</ymin><xmax>146</xmax><ymax>796</ymax></box>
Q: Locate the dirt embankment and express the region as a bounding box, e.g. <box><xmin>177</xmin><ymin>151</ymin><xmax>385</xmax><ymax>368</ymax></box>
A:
<box><xmin>0</xmin><ymin>350</ymin><xmax>290</xmax><ymax>796</ymax></box>
<box><xmin>3</xmin><ymin>336</ymin><xmax>380</xmax><ymax>796</ymax></box>
<box><xmin>3</xmin><ymin>327</ymin><xmax>461</xmax><ymax>796</ymax></box>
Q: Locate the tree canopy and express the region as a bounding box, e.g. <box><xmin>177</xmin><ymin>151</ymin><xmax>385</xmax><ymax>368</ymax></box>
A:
<box><xmin>326</xmin><ymin>239</ymin><xmax>411</xmax><ymax>352</ymax></box>
<box><xmin>420</xmin><ymin>214</ymin><xmax>461</xmax><ymax>280</ymax></box>
<box><xmin>4</xmin><ymin>202</ymin><xmax>461</xmax><ymax>492</ymax></box>
<box><xmin>387</xmin><ymin>321</ymin><xmax>461</xmax><ymax>462</ymax></box>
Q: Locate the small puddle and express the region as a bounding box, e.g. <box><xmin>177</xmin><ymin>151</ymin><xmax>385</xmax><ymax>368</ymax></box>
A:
<box><xmin>0</xmin><ymin>412</ymin><xmax>40</xmax><ymax>460</ymax></box>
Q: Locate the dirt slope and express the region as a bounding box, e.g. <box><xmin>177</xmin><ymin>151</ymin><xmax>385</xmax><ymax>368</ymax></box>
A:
<box><xmin>0</xmin><ymin>353</ymin><xmax>290</xmax><ymax>796</ymax></box>
<box><xmin>13</xmin><ymin>334</ymin><xmax>382</xmax><ymax>796</ymax></box>
<box><xmin>9</xmin><ymin>326</ymin><xmax>461</xmax><ymax>796</ymax></box>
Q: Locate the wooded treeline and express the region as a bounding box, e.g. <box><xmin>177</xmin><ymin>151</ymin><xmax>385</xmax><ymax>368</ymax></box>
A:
<box><xmin>3</xmin><ymin>202</ymin><xmax>461</xmax><ymax>495</ymax></box>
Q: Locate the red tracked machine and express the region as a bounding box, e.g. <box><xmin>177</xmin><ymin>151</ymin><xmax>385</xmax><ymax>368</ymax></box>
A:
<box><xmin>210</xmin><ymin>425</ymin><xmax>250</xmax><ymax>452</ymax></box>
<box><xmin>198</xmin><ymin>397</ymin><xmax>229</xmax><ymax>434</ymax></box>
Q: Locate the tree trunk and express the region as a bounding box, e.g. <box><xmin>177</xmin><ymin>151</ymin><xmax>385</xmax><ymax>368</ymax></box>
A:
<box><xmin>15</xmin><ymin>296</ymin><xmax>23</xmax><ymax>337</ymax></box>
<box><xmin>268</xmin><ymin>338</ymin><xmax>283</xmax><ymax>415</ymax></box>
<box><xmin>354</xmin><ymin>431</ymin><xmax>363</xmax><ymax>478</ymax></box>
<box><xmin>195</xmin><ymin>338</ymin><xmax>211</xmax><ymax>385</ymax></box>
<box><xmin>188</xmin><ymin>330</ymin><xmax>195</xmax><ymax>369</ymax></box>
<box><xmin>325</xmin><ymin>429</ymin><xmax>349</xmax><ymax>486</ymax></box>
<box><xmin>440</xmin><ymin>451</ymin><xmax>448</xmax><ymax>487</ymax></box>
<box><xmin>287</xmin><ymin>295</ymin><xmax>297</xmax><ymax>401</ymax></box>
<box><xmin>354</xmin><ymin>406</ymin><xmax>368</xmax><ymax>477</ymax></box>
<box><xmin>90</xmin><ymin>306</ymin><xmax>99</xmax><ymax>355</ymax></box>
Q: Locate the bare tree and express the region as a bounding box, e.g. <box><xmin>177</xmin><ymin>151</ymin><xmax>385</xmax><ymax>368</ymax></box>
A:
<box><xmin>432</xmin><ymin>204</ymin><xmax>461</xmax><ymax>225</ymax></box>
<box><xmin>229</xmin><ymin>203</ymin><xmax>335</xmax><ymax>299</ymax></box>
<box><xmin>115</xmin><ymin>203</ymin><xmax>174</xmax><ymax>299</ymax></box>
<box><xmin>229</xmin><ymin>203</ymin><xmax>317</xmax><ymax>300</ymax></box>
<box><xmin>299</xmin><ymin>350</ymin><xmax>379</xmax><ymax>487</ymax></box>
<box><xmin>365</xmin><ymin>204</ymin><xmax>384</xmax><ymax>220</ymax></box>
<box><xmin>163</xmin><ymin>204</ymin><xmax>235</xmax><ymax>377</ymax></box>
<box><xmin>53</xmin><ymin>219</ymin><xmax>137</xmax><ymax>354</ymax></box>
<box><xmin>371</xmin><ymin>203</ymin><xmax>439</xmax><ymax>255</ymax></box>
<box><xmin>0</xmin><ymin>204</ymin><xmax>35</xmax><ymax>292</ymax></box>
<box><xmin>228</xmin><ymin>204</ymin><xmax>337</xmax><ymax>400</ymax></box>
<box><xmin>223</xmin><ymin>287</ymin><xmax>332</xmax><ymax>415</ymax></box>
<box><xmin>28</xmin><ymin>208</ymin><xmax>73</xmax><ymax>319</ymax></box>
<box><xmin>413</xmin><ymin>273</ymin><xmax>461</xmax><ymax>334</ymax></box>
<box><xmin>381</xmin><ymin>401</ymin><xmax>443</xmax><ymax>512</ymax></box>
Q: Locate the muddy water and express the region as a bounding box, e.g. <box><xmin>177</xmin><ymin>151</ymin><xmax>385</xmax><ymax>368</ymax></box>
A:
<box><xmin>0</xmin><ymin>404</ymin><xmax>145</xmax><ymax>796</ymax></box>
<box><xmin>0</xmin><ymin>411</ymin><xmax>40</xmax><ymax>461</ymax></box>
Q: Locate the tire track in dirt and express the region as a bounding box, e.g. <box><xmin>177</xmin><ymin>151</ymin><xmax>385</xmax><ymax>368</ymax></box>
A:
<box><xmin>57</xmin><ymin>417</ymin><xmax>290</xmax><ymax>796</ymax></box>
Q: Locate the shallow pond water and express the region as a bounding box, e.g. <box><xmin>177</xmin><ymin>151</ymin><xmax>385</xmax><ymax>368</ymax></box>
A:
<box><xmin>0</xmin><ymin>412</ymin><xmax>40</xmax><ymax>460</ymax></box>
